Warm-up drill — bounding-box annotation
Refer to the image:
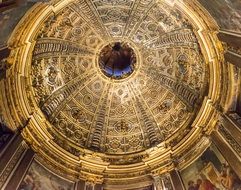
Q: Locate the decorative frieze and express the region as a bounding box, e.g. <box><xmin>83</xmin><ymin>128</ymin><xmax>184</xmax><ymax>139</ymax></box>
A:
<box><xmin>218</xmin><ymin>124</ymin><xmax>241</xmax><ymax>157</ymax></box>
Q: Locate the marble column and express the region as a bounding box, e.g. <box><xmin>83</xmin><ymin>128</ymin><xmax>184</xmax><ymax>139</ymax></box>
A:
<box><xmin>75</xmin><ymin>180</ymin><xmax>86</xmax><ymax>190</ymax></box>
<box><xmin>224</xmin><ymin>52</ymin><xmax>241</xmax><ymax>68</ymax></box>
<box><xmin>221</xmin><ymin>113</ymin><xmax>241</xmax><ymax>147</ymax></box>
<box><xmin>170</xmin><ymin>170</ymin><xmax>185</xmax><ymax>190</ymax></box>
<box><xmin>5</xmin><ymin>146</ymin><xmax>35</xmax><ymax>190</ymax></box>
<box><xmin>75</xmin><ymin>180</ymin><xmax>103</xmax><ymax>190</ymax></box>
<box><xmin>153</xmin><ymin>175</ymin><xmax>164</xmax><ymax>190</ymax></box>
<box><xmin>154</xmin><ymin>174</ymin><xmax>174</xmax><ymax>190</ymax></box>
<box><xmin>0</xmin><ymin>134</ymin><xmax>30</xmax><ymax>189</ymax></box>
<box><xmin>226</xmin><ymin>112</ymin><xmax>241</xmax><ymax>128</ymax></box>
<box><xmin>0</xmin><ymin>133</ymin><xmax>21</xmax><ymax>172</ymax></box>
<box><xmin>211</xmin><ymin>130</ymin><xmax>241</xmax><ymax>178</ymax></box>
<box><xmin>94</xmin><ymin>184</ymin><xmax>103</xmax><ymax>190</ymax></box>
<box><xmin>218</xmin><ymin>31</ymin><xmax>241</xmax><ymax>48</ymax></box>
<box><xmin>217</xmin><ymin>31</ymin><xmax>241</xmax><ymax>68</ymax></box>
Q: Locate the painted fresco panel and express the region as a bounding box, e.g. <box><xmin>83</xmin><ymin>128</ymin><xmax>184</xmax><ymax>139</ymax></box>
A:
<box><xmin>180</xmin><ymin>144</ymin><xmax>241</xmax><ymax>190</ymax></box>
<box><xmin>18</xmin><ymin>161</ymin><xmax>75</xmax><ymax>190</ymax></box>
<box><xmin>198</xmin><ymin>0</ymin><xmax>241</xmax><ymax>33</ymax></box>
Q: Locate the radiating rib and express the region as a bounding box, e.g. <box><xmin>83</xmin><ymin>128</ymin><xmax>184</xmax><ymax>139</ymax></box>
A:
<box><xmin>33</xmin><ymin>38</ymin><xmax>94</xmax><ymax>58</ymax></box>
<box><xmin>41</xmin><ymin>70</ymin><xmax>96</xmax><ymax>121</ymax></box>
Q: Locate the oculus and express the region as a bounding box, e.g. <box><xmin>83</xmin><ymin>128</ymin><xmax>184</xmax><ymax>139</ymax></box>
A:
<box><xmin>98</xmin><ymin>42</ymin><xmax>136</xmax><ymax>79</ymax></box>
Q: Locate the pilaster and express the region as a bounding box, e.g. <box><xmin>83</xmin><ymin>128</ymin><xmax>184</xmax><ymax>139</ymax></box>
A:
<box><xmin>154</xmin><ymin>174</ymin><xmax>174</xmax><ymax>190</ymax></box>
<box><xmin>170</xmin><ymin>170</ymin><xmax>185</xmax><ymax>190</ymax></box>
<box><xmin>211</xmin><ymin>130</ymin><xmax>241</xmax><ymax>178</ymax></box>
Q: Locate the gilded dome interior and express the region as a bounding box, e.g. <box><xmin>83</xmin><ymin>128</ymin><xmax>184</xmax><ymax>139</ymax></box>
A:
<box><xmin>4</xmin><ymin>0</ymin><xmax>238</xmax><ymax>188</ymax></box>
<box><xmin>30</xmin><ymin>0</ymin><xmax>206</xmax><ymax>155</ymax></box>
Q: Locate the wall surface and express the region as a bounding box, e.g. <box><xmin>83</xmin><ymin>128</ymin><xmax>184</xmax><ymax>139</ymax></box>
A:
<box><xmin>0</xmin><ymin>1</ymin><xmax>35</xmax><ymax>48</ymax></box>
<box><xmin>18</xmin><ymin>160</ymin><xmax>75</xmax><ymax>190</ymax></box>
<box><xmin>181</xmin><ymin>143</ymin><xmax>241</xmax><ymax>190</ymax></box>
<box><xmin>198</xmin><ymin>0</ymin><xmax>241</xmax><ymax>33</ymax></box>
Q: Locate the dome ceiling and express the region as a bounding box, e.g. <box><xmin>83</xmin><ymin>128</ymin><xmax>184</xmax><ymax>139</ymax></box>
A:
<box><xmin>3</xmin><ymin>0</ymin><xmax>223</xmax><ymax>184</ymax></box>
<box><xmin>31</xmin><ymin>0</ymin><xmax>206</xmax><ymax>155</ymax></box>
